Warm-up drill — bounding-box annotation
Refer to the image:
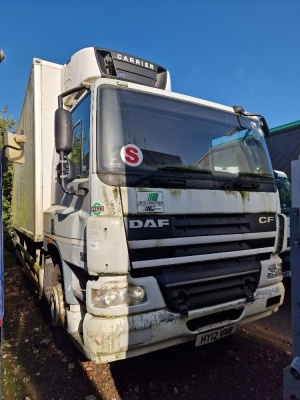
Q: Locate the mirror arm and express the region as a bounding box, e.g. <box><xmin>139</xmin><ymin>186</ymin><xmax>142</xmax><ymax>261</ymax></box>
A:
<box><xmin>55</xmin><ymin>85</ymin><xmax>90</xmax><ymax>196</ymax></box>
<box><xmin>58</xmin><ymin>85</ymin><xmax>90</xmax><ymax>108</ymax></box>
<box><xmin>60</xmin><ymin>178</ymin><xmax>87</xmax><ymax>196</ymax></box>
<box><xmin>57</xmin><ymin>153</ymin><xmax>74</xmax><ymax>195</ymax></box>
<box><xmin>60</xmin><ymin>177</ymin><xmax>89</xmax><ymax>196</ymax></box>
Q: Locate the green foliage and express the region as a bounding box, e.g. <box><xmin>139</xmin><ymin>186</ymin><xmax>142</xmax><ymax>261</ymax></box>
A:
<box><xmin>0</xmin><ymin>106</ymin><xmax>16</xmax><ymax>253</ymax></box>
<box><xmin>0</xmin><ymin>107</ymin><xmax>15</xmax><ymax>134</ymax></box>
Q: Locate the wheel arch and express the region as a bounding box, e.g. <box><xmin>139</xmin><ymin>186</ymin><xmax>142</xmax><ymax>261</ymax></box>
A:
<box><xmin>45</xmin><ymin>241</ymin><xmax>79</xmax><ymax>305</ymax></box>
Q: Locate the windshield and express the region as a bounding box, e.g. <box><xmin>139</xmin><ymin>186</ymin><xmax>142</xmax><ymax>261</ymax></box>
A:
<box><xmin>97</xmin><ymin>87</ymin><xmax>274</xmax><ymax>188</ymax></box>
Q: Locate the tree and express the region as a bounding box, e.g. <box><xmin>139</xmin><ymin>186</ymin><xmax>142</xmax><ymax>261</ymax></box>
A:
<box><xmin>0</xmin><ymin>107</ymin><xmax>16</xmax><ymax>253</ymax></box>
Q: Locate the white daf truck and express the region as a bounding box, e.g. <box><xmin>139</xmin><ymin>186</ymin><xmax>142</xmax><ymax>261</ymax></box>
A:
<box><xmin>4</xmin><ymin>47</ymin><xmax>286</xmax><ymax>363</ymax></box>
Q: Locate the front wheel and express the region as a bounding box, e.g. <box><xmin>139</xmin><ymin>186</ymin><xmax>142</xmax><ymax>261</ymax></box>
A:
<box><xmin>50</xmin><ymin>282</ymin><xmax>66</xmax><ymax>328</ymax></box>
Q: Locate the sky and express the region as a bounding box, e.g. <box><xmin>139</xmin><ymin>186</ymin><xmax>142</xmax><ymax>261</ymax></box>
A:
<box><xmin>0</xmin><ymin>0</ymin><xmax>299</xmax><ymax>129</ymax></box>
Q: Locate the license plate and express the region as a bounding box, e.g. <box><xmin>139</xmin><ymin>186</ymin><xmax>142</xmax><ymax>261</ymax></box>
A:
<box><xmin>195</xmin><ymin>325</ymin><xmax>236</xmax><ymax>347</ymax></box>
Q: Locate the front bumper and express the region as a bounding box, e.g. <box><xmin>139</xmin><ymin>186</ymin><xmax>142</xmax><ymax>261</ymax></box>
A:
<box><xmin>82</xmin><ymin>282</ymin><xmax>284</xmax><ymax>363</ymax></box>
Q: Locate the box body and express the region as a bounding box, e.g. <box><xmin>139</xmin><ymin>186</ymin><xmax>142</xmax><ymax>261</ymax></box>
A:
<box><xmin>12</xmin><ymin>59</ymin><xmax>62</xmax><ymax>241</ymax></box>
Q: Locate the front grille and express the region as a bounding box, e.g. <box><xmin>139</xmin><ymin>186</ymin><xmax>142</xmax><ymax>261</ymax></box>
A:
<box><xmin>129</xmin><ymin>238</ymin><xmax>274</xmax><ymax>262</ymax></box>
<box><xmin>155</xmin><ymin>257</ymin><xmax>260</xmax><ymax>315</ymax></box>
<box><xmin>126</xmin><ymin>213</ymin><xmax>275</xmax><ymax>314</ymax></box>
<box><xmin>125</xmin><ymin>213</ymin><xmax>276</xmax><ymax>241</ymax></box>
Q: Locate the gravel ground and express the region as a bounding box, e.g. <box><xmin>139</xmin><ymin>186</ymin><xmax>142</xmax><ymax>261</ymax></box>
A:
<box><xmin>2</xmin><ymin>265</ymin><xmax>292</xmax><ymax>400</ymax></box>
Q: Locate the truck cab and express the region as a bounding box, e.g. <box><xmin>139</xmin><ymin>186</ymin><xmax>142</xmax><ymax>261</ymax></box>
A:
<box><xmin>6</xmin><ymin>47</ymin><xmax>286</xmax><ymax>363</ymax></box>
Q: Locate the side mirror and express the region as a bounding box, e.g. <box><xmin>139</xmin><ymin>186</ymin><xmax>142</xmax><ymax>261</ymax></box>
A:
<box><xmin>259</xmin><ymin>116</ymin><xmax>270</xmax><ymax>137</ymax></box>
<box><xmin>55</xmin><ymin>85</ymin><xmax>90</xmax><ymax>197</ymax></box>
<box><xmin>232</xmin><ymin>106</ymin><xmax>270</xmax><ymax>137</ymax></box>
<box><xmin>55</xmin><ymin>109</ymin><xmax>73</xmax><ymax>154</ymax></box>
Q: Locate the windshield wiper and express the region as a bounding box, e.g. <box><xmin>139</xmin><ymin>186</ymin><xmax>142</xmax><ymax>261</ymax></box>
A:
<box><xmin>131</xmin><ymin>166</ymin><xmax>211</xmax><ymax>186</ymax></box>
<box><xmin>155</xmin><ymin>166</ymin><xmax>212</xmax><ymax>174</ymax></box>
<box><xmin>220</xmin><ymin>172</ymin><xmax>271</xmax><ymax>190</ymax></box>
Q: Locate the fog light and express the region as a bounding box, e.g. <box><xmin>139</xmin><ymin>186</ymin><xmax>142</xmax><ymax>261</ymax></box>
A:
<box><xmin>92</xmin><ymin>286</ymin><xmax>146</xmax><ymax>308</ymax></box>
<box><xmin>267</xmin><ymin>263</ymin><xmax>282</xmax><ymax>279</ymax></box>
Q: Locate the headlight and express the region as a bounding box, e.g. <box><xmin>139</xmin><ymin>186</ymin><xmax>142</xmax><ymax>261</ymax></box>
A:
<box><xmin>267</xmin><ymin>263</ymin><xmax>282</xmax><ymax>279</ymax></box>
<box><xmin>91</xmin><ymin>286</ymin><xmax>146</xmax><ymax>308</ymax></box>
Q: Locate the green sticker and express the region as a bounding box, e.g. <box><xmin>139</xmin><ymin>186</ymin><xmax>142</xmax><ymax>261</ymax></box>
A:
<box><xmin>92</xmin><ymin>202</ymin><xmax>104</xmax><ymax>216</ymax></box>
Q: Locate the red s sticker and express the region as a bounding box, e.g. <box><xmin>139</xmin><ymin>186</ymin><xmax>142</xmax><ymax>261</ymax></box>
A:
<box><xmin>120</xmin><ymin>144</ymin><xmax>143</xmax><ymax>166</ymax></box>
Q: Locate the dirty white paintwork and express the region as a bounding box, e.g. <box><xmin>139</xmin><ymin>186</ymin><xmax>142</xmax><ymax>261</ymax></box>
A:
<box><xmin>122</xmin><ymin>187</ymin><xmax>279</xmax><ymax>215</ymax></box>
<box><xmin>82</xmin><ymin>282</ymin><xmax>284</xmax><ymax>363</ymax></box>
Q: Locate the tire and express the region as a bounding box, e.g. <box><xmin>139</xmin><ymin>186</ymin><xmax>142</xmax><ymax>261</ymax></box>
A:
<box><xmin>50</xmin><ymin>282</ymin><xmax>66</xmax><ymax>328</ymax></box>
<box><xmin>43</xmin><ymin>258</ymin><xmax>55</xmax><ymax>306</ymax></box>
<box><xmin>44</xmin><ymin>260</ymin><xmax>66</xmax><ymax>328</ymax></box>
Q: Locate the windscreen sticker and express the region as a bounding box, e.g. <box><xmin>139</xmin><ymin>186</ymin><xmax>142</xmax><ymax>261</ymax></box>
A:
<box><xmin>120</xmin><ymin>144</ymin><xmax>143</xmax><ymax>167</ymax></box>
<box><xmin>137</xmin><ymin>191</ymin><xmax>164</xmax><ymax>213</ymax></box>
<box><xmin>92</xmin><ymin>202</ymin><xmax>104</xmax><ymax>216</ymax></box>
